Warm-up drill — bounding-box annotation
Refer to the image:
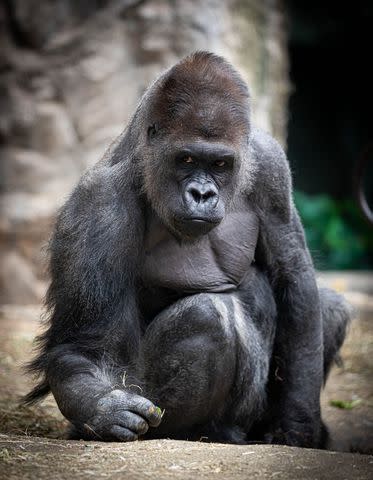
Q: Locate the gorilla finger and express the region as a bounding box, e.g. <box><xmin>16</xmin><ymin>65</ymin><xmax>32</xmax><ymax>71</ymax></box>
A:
<box><xmin>126</xmin><ymin>394</ymin><xmax>163</xmax><ymax>427</ymax></box>
<box><xmin>109</xmin><ymin>425</ymin><xmax>138</xmax><ymax>442</ymax></box>
<box><xmin>116</xmin><ymin>411</ymin><xmax>149</xmax><ymax>435</ymax></box>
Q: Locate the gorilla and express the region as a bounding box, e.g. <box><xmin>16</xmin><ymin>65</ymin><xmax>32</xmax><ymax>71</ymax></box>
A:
<box><xmin>24</xmin><ymin>52</ymin><xmax>350</xmax><ymax>448</ymax></box>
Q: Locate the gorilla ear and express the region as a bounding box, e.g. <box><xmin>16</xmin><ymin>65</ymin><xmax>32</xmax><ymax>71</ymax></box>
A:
<box><xmin>147</xmin><ymin>123</ymin><xmax>158</xmax><ymax>140</ymax></box>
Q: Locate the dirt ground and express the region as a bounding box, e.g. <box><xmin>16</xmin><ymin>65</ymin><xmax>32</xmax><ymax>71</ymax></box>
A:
<box><xmin>0</xmin><ymin>272</ymin><xmax>372</xmax><ymax>478</ymax></box>
<box><xmin>1</xmin><ymin>435</ymin><xmax>372</xmax><ymax>480</ymax></box>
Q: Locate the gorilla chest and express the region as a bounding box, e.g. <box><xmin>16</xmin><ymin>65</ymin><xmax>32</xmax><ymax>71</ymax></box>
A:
<box><xmin>142</xmin><ymin>210</ymin><xmax>259</xmax><ymax>294</ymax></box>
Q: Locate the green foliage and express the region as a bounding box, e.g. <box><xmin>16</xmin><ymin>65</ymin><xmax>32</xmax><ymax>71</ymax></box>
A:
<box><xmin>329</xmin><ymin>399</ymin><xmax>362</xmax><ymax>410</ymax></box>
<box><xmin>294</xmin><ymin>191</ymin><xmax>373</xmax><ymax>270</ymax></box>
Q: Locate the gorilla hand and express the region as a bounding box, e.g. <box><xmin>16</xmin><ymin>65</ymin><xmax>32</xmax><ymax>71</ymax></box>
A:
<box><xmin>263</xmin><ymin>414</ymin><xmax>322</xmax><ymax>448</ymax></box>
<box><xmin>83</xmin><ymin>390</ymin><xmax>162</xmax><ymax>441</ymax></box>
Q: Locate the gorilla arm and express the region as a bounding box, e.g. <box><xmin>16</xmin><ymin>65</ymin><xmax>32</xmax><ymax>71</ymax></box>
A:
<box><xmin>250</xmin><ymin>129</ymin><xmax>323</xmax><ymax>447</ymax></box>
<box><xmin>24</xmin><ymin>161</ymin><xmax>162</xmax><ymax>440</ymax></box>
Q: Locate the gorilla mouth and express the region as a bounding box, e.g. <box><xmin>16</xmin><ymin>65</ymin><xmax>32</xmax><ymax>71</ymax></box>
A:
<box><xmin>174</xmin><ymin>216</ymin><xmax>221</xmax><ymax>238</ymax></box>
<box><xmin>186</xmin><ymin>217</ymin><xmax>221</xmax><ymax>225</ymax></box>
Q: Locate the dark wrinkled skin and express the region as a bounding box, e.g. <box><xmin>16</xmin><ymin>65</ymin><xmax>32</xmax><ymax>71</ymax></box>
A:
<box><xmin>24</xmin><ymin>52</ymin><xmax>350</xmax><ymax>447</ymax></box>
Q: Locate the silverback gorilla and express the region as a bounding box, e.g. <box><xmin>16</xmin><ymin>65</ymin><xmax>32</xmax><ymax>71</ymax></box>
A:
<box><xmin>24</xmin><ymin>52</ymin><xmax>350</xmax><ymax>448</ymax></box>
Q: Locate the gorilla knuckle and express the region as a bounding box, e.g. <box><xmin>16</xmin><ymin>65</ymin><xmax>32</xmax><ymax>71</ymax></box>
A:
<box><xmin>118</xmin><ymin>411</ymin><xmax>149</xmax><ymax>435</ymax></box>
<box><xmin>96</xmin><ymin>389</ymin><xmax>125</xmax><ymax>412</ymax></box>
<box><xmin>134</xmin><ymin>418</ymin><xmax>149</xmax><ymax>435</ymax></box>
<box><xmin>109</xmin><ymin>425</ymin><xmax>138</xmax><ymax>442</ymax></box>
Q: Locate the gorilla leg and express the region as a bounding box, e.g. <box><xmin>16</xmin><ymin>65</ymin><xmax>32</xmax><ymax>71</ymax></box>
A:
<box><xmin>140</xmin><ymin>272</ymin><xmax>277</xmax><ymax>442</ymax></box>
<box><xmin>316</xmin><ymin>288</ymin><xmax>351</xmax><ymax>447</ymax></box>
<box><xmin>140</xmin><ymin>293</ymin><xmax>236</xmax><ymax>439</ymax></box>
<box><xmin>320</xmin><ymin>287</ymin><xmax>351</xmax><ymax>380</ymax></box>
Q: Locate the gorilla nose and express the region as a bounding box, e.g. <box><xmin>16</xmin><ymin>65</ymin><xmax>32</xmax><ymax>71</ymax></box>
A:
<box><xmin>185</xmin><ymin>182</ymin><xmax>218</xmax><ymax>207</ymax></box>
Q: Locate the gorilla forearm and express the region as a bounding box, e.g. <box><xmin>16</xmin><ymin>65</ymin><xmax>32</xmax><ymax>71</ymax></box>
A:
<box><xmin>46</xmin><ymin>346</ymin><xmax>115</xmax><ymax>423</ymax></box>
<box><xmin>259</xmin><ymin>215</ymin><xmax>323</xmax><ymax>444</ymax></box>
<box><xmin>259</xmin><ymin>248</ymin><xmax>323</xmax><ymax>444</ymax></box>
<box><xmin>269</xmin><ymin>270</ymin><xmax>323</xmax><ymax>444</ymax></box>
<box><xmin>45</xmin><ymin>345</ymin><xmax>162</xmax><ymax>440</ymax></box>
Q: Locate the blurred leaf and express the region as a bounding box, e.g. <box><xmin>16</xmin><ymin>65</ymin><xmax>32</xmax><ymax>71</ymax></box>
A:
<box><xmin>329</xmin><ymin>399</ymin><xmax>362</xmax><ymax>410</ymax></box>
<box><xmin>294</xmin><ymin>190</ymin><xmax>373</xmax><ymax>270</ymax></box>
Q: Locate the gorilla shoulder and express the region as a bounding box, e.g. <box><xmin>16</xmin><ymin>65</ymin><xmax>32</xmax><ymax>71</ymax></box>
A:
<box><xmin>249</xmin><ymin>127</ymin><xmax>292</xmax><ymax>221</ymax></box>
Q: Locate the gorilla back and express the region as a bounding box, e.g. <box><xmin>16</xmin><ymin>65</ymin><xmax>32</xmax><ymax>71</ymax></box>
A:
<box><xmin>24</xmin><ymin>52</ymin><xmax>350</xmax><ymax>448</ymax></box>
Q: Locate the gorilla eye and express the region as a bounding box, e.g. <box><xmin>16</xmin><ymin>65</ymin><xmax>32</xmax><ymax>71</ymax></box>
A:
<box><xmin>183</xmin><ymin>156</ymin><xmax>195</xmax><ymax>164</ymax></box>
<box><xmin>214</xmin><ymin>160</ymin><xmax>226</xmax><ymax>167</ymax></box>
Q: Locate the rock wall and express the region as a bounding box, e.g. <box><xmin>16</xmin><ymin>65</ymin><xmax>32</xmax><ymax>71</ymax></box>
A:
<box><xmin>0</xmin><ymin>0</ymin><xmax>289</xmax><ymax>304</ymax></box>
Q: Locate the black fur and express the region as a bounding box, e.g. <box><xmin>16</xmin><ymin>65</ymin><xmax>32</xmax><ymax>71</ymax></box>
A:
<box><xmin>24</xmin><ymin>52</ymin><xmax>350</xmax><ymax>447</ymax></box>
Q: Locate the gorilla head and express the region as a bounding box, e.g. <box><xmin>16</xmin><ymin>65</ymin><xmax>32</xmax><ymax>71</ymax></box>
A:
<box><xmin>139</xmin><ymin>52</ymin><xmax>251</xmax><ymax>239</ymax></box>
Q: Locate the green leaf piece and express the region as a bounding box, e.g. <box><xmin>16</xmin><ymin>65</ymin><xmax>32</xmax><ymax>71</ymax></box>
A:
<box><xmin>329</xmin><ymin>399</ymin><xmax>362</xmax><ymax>410</ymax></box>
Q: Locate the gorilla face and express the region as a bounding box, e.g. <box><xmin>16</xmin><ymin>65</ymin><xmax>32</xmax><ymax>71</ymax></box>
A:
<box><xmin>174</xmin><ymin>142</ymin><xmax>236</xmax><ymax>235</ymax></box>
<box><xmin>171</xmin><ymin>142</ymin><xmax>238</xmax><ymax>238</ymax></box>
<box><xmin>142</xmin><ymin>112</ymin><xmax>248</xmax><ymax>241</ymax></box>
<box><xmin>143</xmin><ymin>135</ymin><xmax>241</xmax><ymax>239</ymax></box>
<box><xmin>165</xmin><ymin>142</ymin><xmax>235</xmax><ymax>238</ymax></box>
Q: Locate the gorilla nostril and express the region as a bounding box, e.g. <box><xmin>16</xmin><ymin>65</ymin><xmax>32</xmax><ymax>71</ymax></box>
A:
<box><xmin>190</xmin><ymin>188</ymin><xmax>202</xmax><ymax>203</ymax></box>
<box><xmin>202</xmin><ymin>190</ymin><xmax>216</xmax><ymax>201</ymax></box>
